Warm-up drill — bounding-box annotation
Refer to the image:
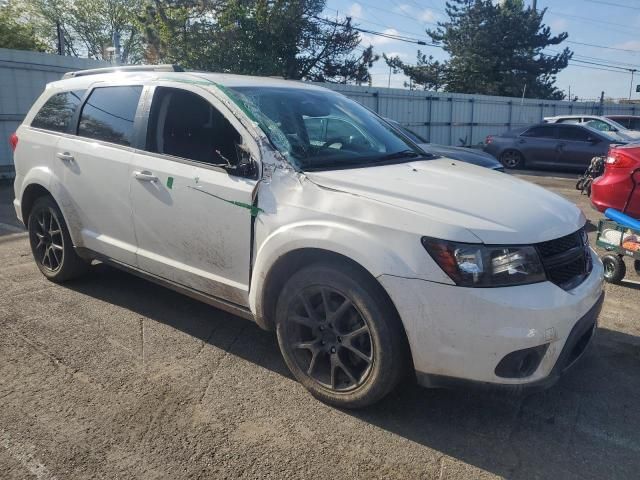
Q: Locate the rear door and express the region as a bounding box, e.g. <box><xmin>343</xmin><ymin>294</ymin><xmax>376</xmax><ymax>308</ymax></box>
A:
<box><xmin>129</xmin><ymin>84</ymin><xmax>258</xmax><ymax>307</ymax></box>
<box><xmin>54</xmin><ymin>84</ymin><xmax>143</xmax><ymax>265</ymax></box>
<box><xmin>556</xmin><ymin>125</ymin><xmax>608</xmax><ymax>169</ymax></box>
<box><xmin>518</xmin><ymin>125</ymin><xmax>559</xmax><ymax>167</ymax></box>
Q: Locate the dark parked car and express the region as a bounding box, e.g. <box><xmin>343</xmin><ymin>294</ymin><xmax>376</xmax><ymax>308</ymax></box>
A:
<box><xmin>484</xmin><ymin>123</ymin><xmax>628</xmax><ymax>170</ymax></box>
<box><xmin>606</xmin><ymin>115</ymin><xmax>640</xmax><ymax>131</ymax></box>
<box><xmin>386</xmin><ymin>119</ymin><xmax>504</xmax><ymax>171</ymax></box>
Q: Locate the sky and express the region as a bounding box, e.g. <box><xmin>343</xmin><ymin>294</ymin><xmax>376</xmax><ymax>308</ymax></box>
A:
<box><xmin>322</xmin><ymin>0</ymin><xmax>640</xmax><ymax>101</ymax></box>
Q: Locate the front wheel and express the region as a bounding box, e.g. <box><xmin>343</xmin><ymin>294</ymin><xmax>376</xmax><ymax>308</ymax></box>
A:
<box><xmin>27</xmin><ymin>196</ymin><xmax>88</xmax><ymax>282</ymax></box>
<box><xmin>602</xmin><ymin>254</ymin><xmax>626</xmax><ymax>284</ymax></box>
<box><xmin>275</xmin><ymin>262</ymin><xmax>408</xmax><ymax>408</ymax></box>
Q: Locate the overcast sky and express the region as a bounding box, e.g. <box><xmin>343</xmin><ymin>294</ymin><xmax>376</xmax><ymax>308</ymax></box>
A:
<box><xmin>323</xmin><ymin>0</ymin><xmax>640</xmax><ymax>101</ymax></box>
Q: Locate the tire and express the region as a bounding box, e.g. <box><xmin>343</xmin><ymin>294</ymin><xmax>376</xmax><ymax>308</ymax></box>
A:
<box><xmin>27</xmin><ymin>196</ymin><xmax>88</xmax><ymax>283</ymax></box>
<box><xmin>500</xmin><ymin>150</ymin><xmax>524</xmax><ymax>169</ymax></box>
<box><xmin>602</xmin><ymin>254</ymin><xmax>626</xmax><ymax>284</ymax></box>
<box><xmin>634</xmin><ymin>260</ymin><xmax>640</xmax><ymax>276</ymax></box>
<box><xmin>275</xmin><ymin>261</ymin><xmax>408</xmax><ymax>408</ymax></box>
<box><xmin>575</xmin><ymin>178</ymin><xmax>585</xmax><ymax>191</ymax></box>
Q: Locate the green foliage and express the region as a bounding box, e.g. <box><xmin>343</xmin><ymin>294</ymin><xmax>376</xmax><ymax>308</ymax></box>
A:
<box><xmin>141</xmin><ymin>0</ymin><xmax>377</xmax><ymax>83</ymax></box>
<box><xmin>384</xmin><ymin>51</ymin><xmax>447</xmax><ymax>91</ymax></box>
<box><xmin>424</xmin><ymin>0</ymin><xmax>572</xmax><ymax>99</ymax></box>
<box><xmin>27</xmin><ymin>0</ymin><xmax>144</xmax><ymax>62</ymax></box>
<box><xmin>0</xmin><ymin>0</ymin><xmax>48</xmax><ymax>51</ymax></box>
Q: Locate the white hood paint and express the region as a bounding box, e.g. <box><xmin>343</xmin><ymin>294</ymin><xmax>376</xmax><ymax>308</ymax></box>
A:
<box><xmin>305</xmin><ymin>159</ymin><xmax>586</xmax><ymax>245</ymax></box>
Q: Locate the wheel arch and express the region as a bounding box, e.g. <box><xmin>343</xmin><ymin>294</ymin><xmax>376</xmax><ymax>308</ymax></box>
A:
<box><xmin>253</xmin><ymin>248</ymin><xmax>403</xmax><ymax>335</ymax></box>
<box><xmin>21</xmin><ymin>182</ymin><xmax>54</xmax><ymax>223</ymax></box>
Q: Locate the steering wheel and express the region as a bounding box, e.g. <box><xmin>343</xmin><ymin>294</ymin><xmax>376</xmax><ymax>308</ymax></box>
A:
<box><xmin>321</xmin><ymin>137</ymin><xmax>346</xmax><ymax>149</ymax></box>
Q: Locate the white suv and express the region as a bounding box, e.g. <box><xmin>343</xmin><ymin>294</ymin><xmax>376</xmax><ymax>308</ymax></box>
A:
<box><xmin>12</xmin><ymin>66</ymin><xmax>604</xmax><ymax>408</ymax></box>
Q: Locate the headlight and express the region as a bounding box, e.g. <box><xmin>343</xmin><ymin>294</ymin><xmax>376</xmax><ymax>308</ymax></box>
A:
<box><xmin>421</xmin><ymin>237</ymin><xmax>546</xmax><ymax>287</ymax></box>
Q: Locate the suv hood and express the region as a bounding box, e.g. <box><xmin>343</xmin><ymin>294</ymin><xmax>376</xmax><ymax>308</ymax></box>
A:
<box><xmin>305</xmin><ymin>159</ymin><xmax>585</xmax><ymax>244</ymax></box>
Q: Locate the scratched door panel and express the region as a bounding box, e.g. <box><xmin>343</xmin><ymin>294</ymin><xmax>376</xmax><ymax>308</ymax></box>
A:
<box><xmin>129</xmin><ymin>151</ymin><xmax>256</xmax><ymax>307</ymax></box>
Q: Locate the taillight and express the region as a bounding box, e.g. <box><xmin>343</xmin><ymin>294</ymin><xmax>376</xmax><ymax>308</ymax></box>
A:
<box><xmin>485</xmin><ymin>135</ymin><xmax>494</xmax><ymax>145</ymax></box>
<box><xmin>9</xmin><ymin>133</ymin><xmax>18</xmax><ymax>152</ymax></box>
<box><xmin>605</xmin><ymin>150</ymin><xmax>637</xmax><ymax>169</ymax></box>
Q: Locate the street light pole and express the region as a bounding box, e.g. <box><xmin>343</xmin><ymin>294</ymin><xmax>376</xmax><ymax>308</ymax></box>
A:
<box><xmin>629</xmin><ymin>69</ymin><xmax>637</xmax><ymax>100</ymax></box>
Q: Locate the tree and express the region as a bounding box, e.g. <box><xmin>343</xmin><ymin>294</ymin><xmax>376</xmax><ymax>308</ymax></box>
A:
<box><xmin>384</xmin><ymin>51</ymin><xmax>447</xmax><ymax>91</ymax></box>
<box><xmin>0</xmin><ymin>0</ymin><xmax>48</xmax><ymax>51</ymax></box>
<box><xmin>28</xmin><ymin>0</ymin><xmax>144</xmax><ymax>62</ymax></box>
<box><xmin>427</xmin><ymin>0</ymin><xmax>572</xmax><ymax>99</ymax></box>
<box><xmin>140</xmin><ymin>0</ymin><xmax>378</xmax><ymax>83</ymax></box>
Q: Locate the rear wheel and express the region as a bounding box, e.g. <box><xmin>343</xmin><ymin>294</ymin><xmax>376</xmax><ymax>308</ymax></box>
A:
<box><xmin>500</xmin><ymin>150</ymin><xmax>524</xmax><ymax>169</ymax></box>
<box><xmin>634</xmin><ymin>260</ymin><xmax>640</xmax><ymax>276</ymax></box>
<box><xmin>275</xmin><ymin>262</ymin><xmax>407</xmax><ymax>408</ymax></box>
<box><xmin>27</xmin><ymin>196</ymin><xmax>88</xmax><ymax>282</ymax></box>
<box><xmin>602</xmin><ymin>254</ymin><xmax>626</xmax><ymax>284</ymax></box>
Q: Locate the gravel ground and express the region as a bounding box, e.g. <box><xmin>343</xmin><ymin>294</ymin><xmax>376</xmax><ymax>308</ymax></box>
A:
<box><xmin>0</xmin><ymin>172</ymin><xmax>639</xmax><ymax>480</ymax></box>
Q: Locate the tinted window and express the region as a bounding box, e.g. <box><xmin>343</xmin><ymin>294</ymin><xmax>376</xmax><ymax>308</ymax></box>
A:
<box><xmin>558</xmin><ymin>126</ymin><xmax>591</xmax><ymax>141</ymax></box>
<box><xmin>31</xmin><ymin>90</ymin><xmax>85</xmax><ymax>133</ymax></box>
<box><xmin>146</xmin><ymin>87</ymin><xmax>242</xmax><ymax>167</ymax></box>
<box><xmin>521</xmin><ymin>126</ymin><xmax>556</xmax><ymax>138</ymax></box>
<box><xmin>78</xmin><ymin>86</ymin><xmax>142</xmax><ymax>146</ymax></box>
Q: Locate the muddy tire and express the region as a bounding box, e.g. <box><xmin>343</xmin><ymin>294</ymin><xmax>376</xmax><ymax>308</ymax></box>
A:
<box><xmin>27</xmin><ymin>196</ymin><xmax>88</xmax><ymax>282</ymax></box>
<box><xmin>275</xmin><ymin>261</ymin><xmax>408</xmax><ymax>408</ymax></box>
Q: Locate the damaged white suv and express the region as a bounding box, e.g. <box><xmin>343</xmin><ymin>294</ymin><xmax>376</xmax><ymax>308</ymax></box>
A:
<box><xmin>12</xmin><ymin>66</ymin><xmax>604</xmax><ymax>408</ymax></box>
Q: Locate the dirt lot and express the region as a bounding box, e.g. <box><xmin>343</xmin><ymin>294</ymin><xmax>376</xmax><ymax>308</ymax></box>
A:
<box><xmin>0</xmin><ymin>172</ymin><xmax>639</xmax><ymax>480</ymax></box>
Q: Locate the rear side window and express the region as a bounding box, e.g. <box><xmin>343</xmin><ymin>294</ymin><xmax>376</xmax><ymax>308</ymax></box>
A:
<box><xmin>31</xmin><ymin>90</ymin><xmax>85</xmax><ymax>133</ymax></box>
<box><xmin>78</xmin><ymin>86</ymin><xmax>142</xmax><ymax>146</ymax></box>
<box><xmin>557</xmin><ymin>118</ymin><xmax>581</xmax><ymax>124</ymax></box>
<box><xmin>521</xmin><ymin>125</ymin><xmax>556</xmax><ymax>139</ymax></box>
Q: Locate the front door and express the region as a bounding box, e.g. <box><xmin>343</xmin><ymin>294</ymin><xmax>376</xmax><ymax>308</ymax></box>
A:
<box><xmin>556</xmin><ymin>126</ymin><xmax>608</xmax><ymax>169</ymax></box>
<box><xmin>54</xmin><ymin>85</ymin><xmax>143</xmax><ymax>265</ymax></box>
<box><xmin>130</xmin><ymin>85</ymin><xmax>258</xmax><ymax>306</ymax></box>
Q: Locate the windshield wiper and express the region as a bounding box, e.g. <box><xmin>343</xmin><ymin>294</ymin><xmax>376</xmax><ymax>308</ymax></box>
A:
<box><xmin>377</xmin><ymin>149</ymin><xmax>422</xmax><ymax>161</ymax></box>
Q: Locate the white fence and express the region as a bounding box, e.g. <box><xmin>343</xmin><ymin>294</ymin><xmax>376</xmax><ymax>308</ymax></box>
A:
<box><xmin>2</xmin><ymin>48</ymin><xmax>639</xmax><ymax>176</ymax></box>
<box><xmin>327</xmin><ymin>84</ymin><xmax>640</xmax><ymax>147</ymax></box>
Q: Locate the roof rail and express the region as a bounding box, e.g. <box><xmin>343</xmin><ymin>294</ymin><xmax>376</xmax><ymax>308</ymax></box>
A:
<box><xmin>62</xmin><ymin>64</ymin><xmax>184</xmax><ymax>79</ymax></box>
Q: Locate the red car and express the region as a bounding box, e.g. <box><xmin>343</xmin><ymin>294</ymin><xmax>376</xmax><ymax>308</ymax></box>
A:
<box><xmin>591</xmin><ymin>144</ymin><xmax>640</xmax><ymax>219</ymax></box>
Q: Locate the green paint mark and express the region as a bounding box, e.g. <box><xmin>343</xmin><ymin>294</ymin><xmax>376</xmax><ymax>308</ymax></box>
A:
<box><xmin>166</xmin><ymin>176</ymin><xmax>174</xmax><ymax>189</ymax></box>
<box><xmin>188</xmin><ymin>186</ymin><xmax>264</xmax><ymax>217</ymax></box>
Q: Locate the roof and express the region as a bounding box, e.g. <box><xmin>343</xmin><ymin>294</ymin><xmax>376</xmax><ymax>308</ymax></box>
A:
<box><xmin>49</xmin><ymin>68</ymin><xmax>329</xmax><ymax>92</ymax></box>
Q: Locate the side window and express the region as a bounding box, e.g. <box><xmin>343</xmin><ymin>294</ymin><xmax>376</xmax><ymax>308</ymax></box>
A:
<box><xmin>78</xmin><ymin>86</ymin><xmax>142</xmax><ymax>146</ymax></box>
<box><xmin>146</xmin><ymin>87</ymin><xmax>243</xmax><ymax>168</ymax></box>
<box><xmin>557</xmin><ymin>118</ymin><xmax>580</xmax><ymax>124</ymax></box>
<box><xmin>558</xmin><ymin>126</ymin><xmax>591</xmax><ymax>141</ymax></box>
<box><xmin>586</xmin><ymin>119</ymin><xmax>613</xmax><ymax>132</ymax></box>
<box><xmin>31</xmin><ymin>90</ymin><xmax>85</xmax><ymax>133</ymax></box>
<box><xmin>521</xmin><ymin>126</ymin><xmax>556</xmax><ymax>139</ymax></box>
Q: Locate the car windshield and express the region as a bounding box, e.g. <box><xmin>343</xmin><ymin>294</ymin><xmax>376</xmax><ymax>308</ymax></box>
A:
<box><xmin>225</xmin><ymin>86</ymin><xmax>428</xmax><ymax>170</ymax></box>
<box><xmin>582</xmin><ymin>124</ymin><xmax>626</xmax><ymax>142</ymax></box>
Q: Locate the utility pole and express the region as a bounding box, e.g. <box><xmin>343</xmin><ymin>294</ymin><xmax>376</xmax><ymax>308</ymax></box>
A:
<box><xmin>629</xmin><ymin>69</ymin><xmax>637</xmax><ymax>100</ymax></box>
<box><xmin>56</xmin><ymin>21</ymin><xmax>63</xmax><ymax>55</ymax></box>
<box><xmin>388</xmin><ymin>65</ymin><xmax>392</xmax><ymax>89</ymax></box>
<box><xmin>532</xmin><ymin>0</ymin><xmax>537</xmax><ymax>11</ymax></box>
<box><xmin>599</xmin><ymin>91</ymin><xmax>605</xmax><ymax>115</ymax></box>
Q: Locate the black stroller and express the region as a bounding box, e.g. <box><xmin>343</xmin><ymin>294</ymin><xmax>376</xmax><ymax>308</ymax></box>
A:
<box><xmin>576</xmin><ymin>156</ymin><xmax>605</xmax><ymax>196</ymax></box>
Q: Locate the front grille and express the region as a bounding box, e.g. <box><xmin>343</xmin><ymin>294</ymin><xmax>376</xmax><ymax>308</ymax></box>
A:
<box><xmin>536</xmin><ymin>228</ymin><xmax>591</xmax><ymax>290</ymax></box>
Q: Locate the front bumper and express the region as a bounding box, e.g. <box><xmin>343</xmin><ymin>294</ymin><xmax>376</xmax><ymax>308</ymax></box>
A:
<box><xmin>379</xmin><ymin>248</ymin><xmax>604</xmax><ymax>388</ymax></box>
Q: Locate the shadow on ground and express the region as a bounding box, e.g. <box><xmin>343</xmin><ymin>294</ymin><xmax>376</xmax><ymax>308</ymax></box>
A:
<box><xmin>61</xmin><ymin>263</ymin><xmax>640</xmax><ymax>479</ymax></box>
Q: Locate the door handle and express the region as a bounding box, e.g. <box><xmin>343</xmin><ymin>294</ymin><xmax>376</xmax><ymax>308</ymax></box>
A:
<box><xmin>56</xmin><ymin>152</ymin><xmax>74</xmax><ymax>162</ymax></box>
<box><xmin>133</xmin><ymin>170</ymin><xmax>158</xmax><ymax>182</ymax></box>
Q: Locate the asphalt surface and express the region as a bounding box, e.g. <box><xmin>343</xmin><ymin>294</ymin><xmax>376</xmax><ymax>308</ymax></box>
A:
<box><xmin>0</xmin><ymin>172</ymin><xmax>639</xmax><ymax>480</ymax></box>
